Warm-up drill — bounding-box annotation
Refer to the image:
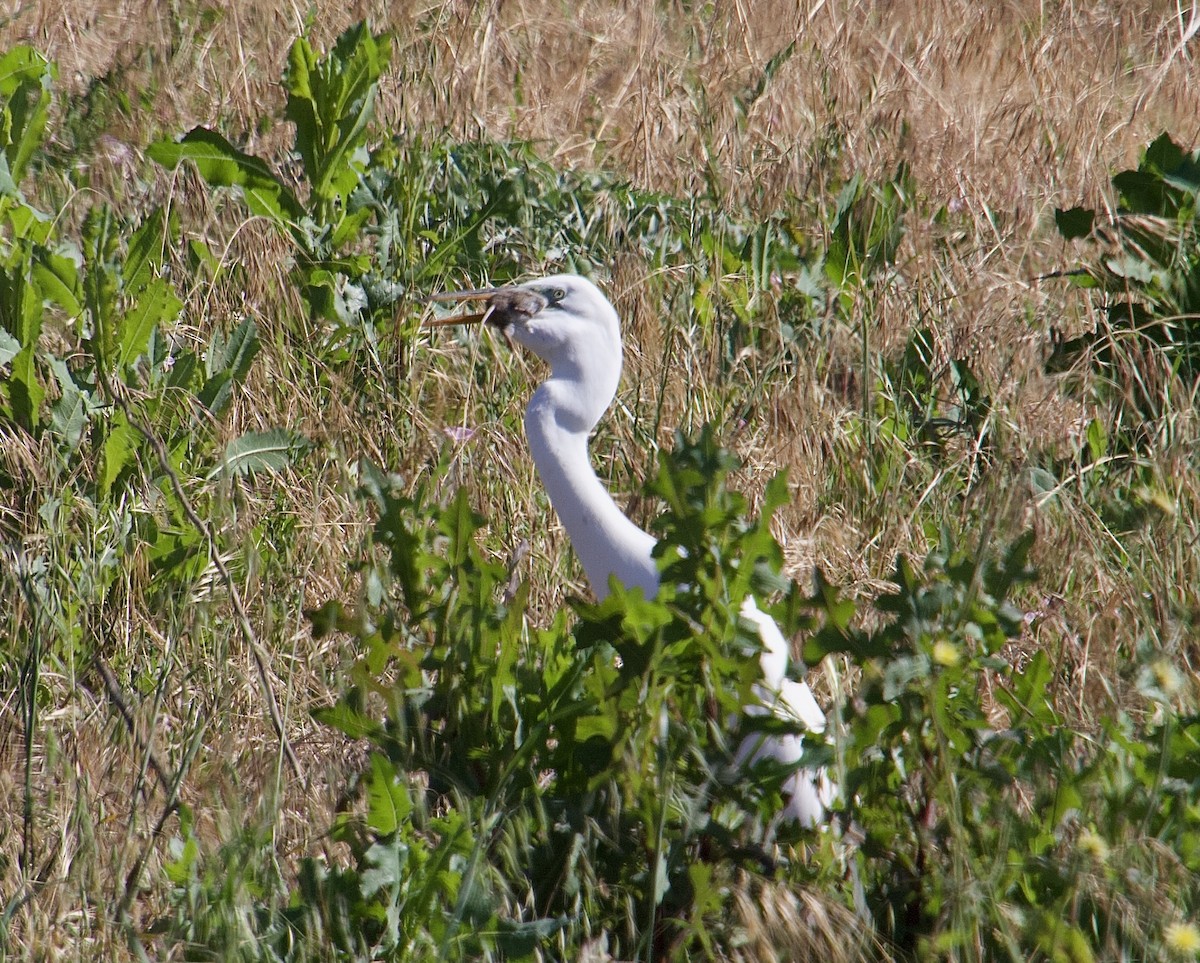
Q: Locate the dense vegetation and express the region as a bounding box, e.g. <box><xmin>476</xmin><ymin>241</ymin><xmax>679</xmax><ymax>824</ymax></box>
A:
<box><xmin>2</xmin><ymin>4</ymin><xmax>1198</xmax><ymax>961</ymax></box>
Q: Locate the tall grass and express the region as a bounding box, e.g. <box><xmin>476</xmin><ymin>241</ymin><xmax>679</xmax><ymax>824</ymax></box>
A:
<box><xmin>1</xmin><ymin>1</ymin><xmax>1198</xmax><ymax>960</ymax></box>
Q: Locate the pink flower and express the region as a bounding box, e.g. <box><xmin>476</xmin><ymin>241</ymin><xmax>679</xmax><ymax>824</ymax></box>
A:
<box><xmin>442</xmin><ymin>426</ymin><xmax>476</xmax><ymax>445</ymax></box>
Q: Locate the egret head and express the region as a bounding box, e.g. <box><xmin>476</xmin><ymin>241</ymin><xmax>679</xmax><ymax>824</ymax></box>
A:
<box><xmin>427</xmin><ymin>274</ymin><xmax>624</xmax><ymax>425</ymax></box>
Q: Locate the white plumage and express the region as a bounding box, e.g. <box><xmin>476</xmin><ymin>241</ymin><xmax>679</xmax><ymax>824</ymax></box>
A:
<box><xmin>428</xmin><ymin>274</ymin><xmax>834</xmax><ymax>826</ymax></box>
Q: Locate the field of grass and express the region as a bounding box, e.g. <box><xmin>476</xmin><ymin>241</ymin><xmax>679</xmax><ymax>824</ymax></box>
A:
<box><xmin>1</xmin><ymin>1</ymin><xmax>1199</xmax><ymax>960</ymax></box>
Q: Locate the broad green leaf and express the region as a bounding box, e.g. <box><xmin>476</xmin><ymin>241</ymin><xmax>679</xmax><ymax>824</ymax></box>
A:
<box><xmin>211</xmin><ymin>428</ymin><xmax>308</xmax><ymax>479</ymax></box>
<box><xmin>147</xmin><ymin>127</ymin><xmax>303</xmax><ymax>224</ymax></box>
<box><xmin>196</xmin><ymin>371</ymin><xmax>232</xmax><ymax>416</ymax></box>
<box><xmin>0</xmin><ymin>47</ymin><xmax>51</xmax><ymax>97</ymax></box>
<box><xmin>0</xmin><ymin>327</ymin><xmax>19</xmax><ymax>366</ymax></box>
<box><xmin>364</xmin><ymin>752</ymin><xmax>410</xmax><ymax>836</ymax></box>
<box><xmin>0</xmin><ymin>151</ymin><xmax>18</xmax><ymax>197</ymax></box>
<box><xmin>311</xmin><ymin>701</ymin><xmax>381</xmax><ymax>740</ymax></box>
<box><xmin>284</xmin><ymin>24</ymin><xmax>390</xmax><ymax>207</ymax></box>
<box><xmin>359</xmin><ymin>839</ymin><xmax>407</xmax><ymax>899</ymax></box>
<box><xmin>1026</xmin><ymin>467</ymin><xmax>1057</xmax><ymax>498</ymax></box>
<box><xmin>215</xmin><ymin>316</ymin><xmax>260</xmax><ymax>381</ymax></box>
<box><xmin>1054</xmin><ymin>206</ymin><xmax>1094</xmax><ymax>240</ymax></box>
<box><xmin>0</xmin><ymin>47</ymin><xmax>54</xmax><ymax>185</ymax></box>
<box><xmin>32</xmin><ymin>247</ymin><xmax>82</xmax><ymax>315</ymax></box>
<box><xmin>4</xmin><ymin>196</ymin><xmax>52</xmax><ymax>239</ymax></box>
<box><xmin>187</xmin><ymin>238</ymin><xmax>219</xmax><ymax>281</ymax></box>
<box><xmin>45</xmin><ymin>355</ymin><xmax>91</xmax><ymax>450</ymax></box>
<box><xmin>123</xmin><ymin>207</ymin><xmax>179</xmax><ymax>295</ymax></box>
<box><xmin>199</xmin><ymin>319</ymin><xmax>259</xmax><ymax>416</ymax></box>
<box><xmin>7</xmin><ymin>342</ymin><xmax>43</xmax><ymax>430</ymax></box>
<box><xmin>118</xmin><ymin>278</ymin><xmax>182</xmax><ymax>372</ymax></box>
<box><xmin>100</xmin><ymin>409</ymin><xmax>139</xmax><ymax>497</ymax></box>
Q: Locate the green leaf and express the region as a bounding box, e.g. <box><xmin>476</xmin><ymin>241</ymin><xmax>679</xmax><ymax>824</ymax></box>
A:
<box><xmin>117</xmin><ymin>278</ymin><xmax>182</xmax><ymax>372</ymax></box>
<box><xmin>8</xmin><ymin>342</ymin><xmax>44</xmax><ymax>430</ymax></box>
<box><xmin>0</xmin><ymin>46</ymin><xmax>54</xmax><ymax>187</ymax></box>
<box><xmin>196</xmin><ymin>371</ymin><xmax>232</xmax><ymax>416</ymax></box>
<box><xmin>495</xmin><ymin>916</ymin><xmax>570</xmax><ymax>958</ymax></box>
<box><xmin>0</xmin><ymin>46</ymin><xmax>51</xmax><ymax>98</ymax></box>
<box><xmin>123</xmin><ymin>207</ymin><xmax>179</xmax><ymax>295</ymax></box>
<box><xmin>147</xmin><ymin>127</ymin><xmax>303</xmax><ymax>224</ymax></box>
<box><xmin>82</xmin><ymin>206</ymin><xmax>119</xmax><ymax>363</ymax></box>
<box><xmin>0</xmin><ymin>328</ymin><xmax>19</xmax><ymax>366</ymax></box>
<box><xmin>284</xmin><ymin>24</ymin><xmax>391</xmax><ymax>207</ymax></box>
<box><xmin>1054</xmin><ymin>206</ymin><xmax>1094</xmax><ymax>240</ymax></box>
<box><xmin>45</xmin><ymin>355</ymin><xmax>91</xmax><ymax>450</ymax></box>
<box><xmin>1026</xmin><ymin>467</ymin><xmax>1057</xmax><ymax>498</ymax></box>
<box><xmin>364</xmin><ymin>752</ymin><xmax>410</xmax><ymax>836</ymax></box>
<box><xmin>215</xmin><ymin>317</ymin><xmax>260</xmax><ymax>381</ymax></box>
<box><xmin>198</xmin><ymin>318</ymin><xmax>260</xmax><ymax>415</ymax></box>
<box><xmin>211</xmin><ymin>428</ymin><xmax>308</xmax><ymax>479</ymax></box>
<box><xmin>312</xmin><ymin>701</ymin><xmax>381</xmax><ymax>740</ymax></box>
<box><xmin>32</xmin><ymin>247</ymin><xmax>82</xmax><ymax>315</ymax></box>
<box><xmin>359</xmin><ymin>839</ymin><xmax>407</xmax><ymax>899</ymax></box>
<box><xmin>1084</xmin><ymin>417</ymin><xmax>1107</xmax><ymax>462</ymax></box>
<box><xmin>100</xmin><ymin>410</ymin><xmax>140</xmax><ymax>497</ymax></box>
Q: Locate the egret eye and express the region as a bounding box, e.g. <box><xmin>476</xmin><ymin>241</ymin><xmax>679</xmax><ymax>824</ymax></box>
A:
<box><xmin>551</xmin><ymin>287</ymin><xmax>567</xmax><ymax>302</ymax></box>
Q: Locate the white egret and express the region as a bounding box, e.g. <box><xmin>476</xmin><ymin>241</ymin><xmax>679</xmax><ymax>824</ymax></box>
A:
<box><xmin>426</xmin><ymin>275</ymin><xmax>834</xmax><ymax>826</ymax></box>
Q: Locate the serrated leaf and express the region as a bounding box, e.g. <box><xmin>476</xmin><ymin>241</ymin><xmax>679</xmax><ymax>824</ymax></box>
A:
<box><xmin>359</xmin><ymin>839</ymin><xmax>406</xmax><ymax>899</ymax></box>
<box><xmin>100</xmin><ymin>410</ymin><xmax>140</xmax><ymax>497</ymax></box>
<box><xmin>199</xmin><ymin>319</ymin><xmax>260</xmax><ymax>416</ymax></box>
<box><xmin>196</xmin><ymin>371</ymin><xmax>233</xmax><ymax>416</ymax></box>
<box><xmin>311</xmin><ymin>700</ymin><xmax>381</xmax><ymax>739</ymax></box>
<box><xmin>217</xmin><ymin>317</ymin><xmax>260</xmax><ymax>381</ymax></box>
<box><xmin>284</xmin><ymin>24</ymin><xmax>391</xmax><ymax>206</ymax></box>
<box><xmin>123</xmin><ymin>208</ymin><xmax>179</xmax><ymax>295</ymax></box>
<box><xmin>118</xmin><ymin>278</ymin><xmax>182</xmax><ymax>371</ymax></box>
<box><xmin>50</xmin><ymin>393</ymin><xmax>89</xmax><ymax>450</ymax></box>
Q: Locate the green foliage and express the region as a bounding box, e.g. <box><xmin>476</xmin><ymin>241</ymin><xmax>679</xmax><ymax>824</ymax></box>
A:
<box><xmin>5</xmin><ymin>22</ymin><xmax>1198</xmax><ymax>963</ymax></box>
<box><xmin>825</xmin><ymin>163</ymin><xmax>912</xmax><ymax>302</ymax></box>
<box><xmin>159</xmin><ymin>805</ymin><xmax>299</xmax><ymax>963</ymax></box>
<box><xmin>269</xmin><ymin>432</ymin><xmax>828</xmax><ymax>961</ymax></box>
<box><xmin>848</xmin><ymin>325</ymin><xmax>994</xmax><ymax>502</ymax></box>
<box><xmin>0</xmin><ymin>46</ymin><xmax>54</xmax><ymax>196</ymax></box>
<box><xmin>151</xmin><ymin>25</ymin><xmax>832</xmax><ymax>368</ymax></box>
<box><xmin>285</xmin><ymin>23</ymin><xmax>391</xmax><ymax>226</ymax></box>
<box><xmin>1052</xmin><ymin>132</ymin><xmax>1200</xmax><ymax>406</ymax></box>
<box><xmin>167</xmin><ymin>427</ymin><xmax>1200</xmax><ymax>961</ymax></box>
<box><xmin>149</xmin><ymin>23</ymin><xmax>390</xmax><ymax>329</ymax></box>
<box><xmin>807</xmin><ymin>532</ymin><xmax>1200</xmax><ymax>960</ymax></box>
<box><xmin>0</xmin><ymin>43</ymin><xmax>301</xmax><ymax>907</ymax></box>
<box><xmin>0</xmin><ymin>49</ymin><xmax>285</xmax><ymax>515</ymax></box>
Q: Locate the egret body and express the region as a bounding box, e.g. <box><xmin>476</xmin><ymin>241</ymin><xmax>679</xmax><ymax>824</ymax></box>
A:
<box><xmin>427</xmin><ymin>274</ymin><xmax>833</xmax><ymax>826</ymax></box>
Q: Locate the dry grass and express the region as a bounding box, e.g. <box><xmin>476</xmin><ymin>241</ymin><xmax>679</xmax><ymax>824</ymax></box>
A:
<box><xmin>1</xmin><ymin>0</ymin><xmax>1198</xmax><ymax>958</ymax></box>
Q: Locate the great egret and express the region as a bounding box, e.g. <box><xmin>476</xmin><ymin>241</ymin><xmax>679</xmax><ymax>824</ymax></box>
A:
<box><xmin>426</xmin><ymin>274</ymin><xmax>834</xmax><ymax>826</ymax></box>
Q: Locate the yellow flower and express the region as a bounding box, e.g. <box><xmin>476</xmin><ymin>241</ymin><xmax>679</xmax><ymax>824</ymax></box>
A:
<box><xmin>932</xmin><ymin>639</ymin><xmax>960</xmax><ymax>668</ymax></box>
<box><xmin>1076</xmin><ymin>828</ymin><xmax>1109</xmax><ymax>864</ymax></box>
<box><xmin>1165</xmin><ymin>922</ymin><xmax>1200</xmax><ymax>956</ymax></box>
<box><xmin>1152</xmin><ymin>659</ymin><xmax>1183</xmax><ymax>697</ymax></box>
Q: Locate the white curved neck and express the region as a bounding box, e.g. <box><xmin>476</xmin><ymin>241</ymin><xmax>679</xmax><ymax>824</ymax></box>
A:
<box><xmin>524</xmin><ymin>380</ymin><xmax>659</xmax><ymax>601</ymax></box>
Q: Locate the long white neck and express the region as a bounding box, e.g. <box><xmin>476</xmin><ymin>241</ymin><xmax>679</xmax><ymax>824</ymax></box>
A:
<box><xmin>524</xmin><ymin>380</ymin><xmax>659</xmax><ymax>601</ymax></box>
